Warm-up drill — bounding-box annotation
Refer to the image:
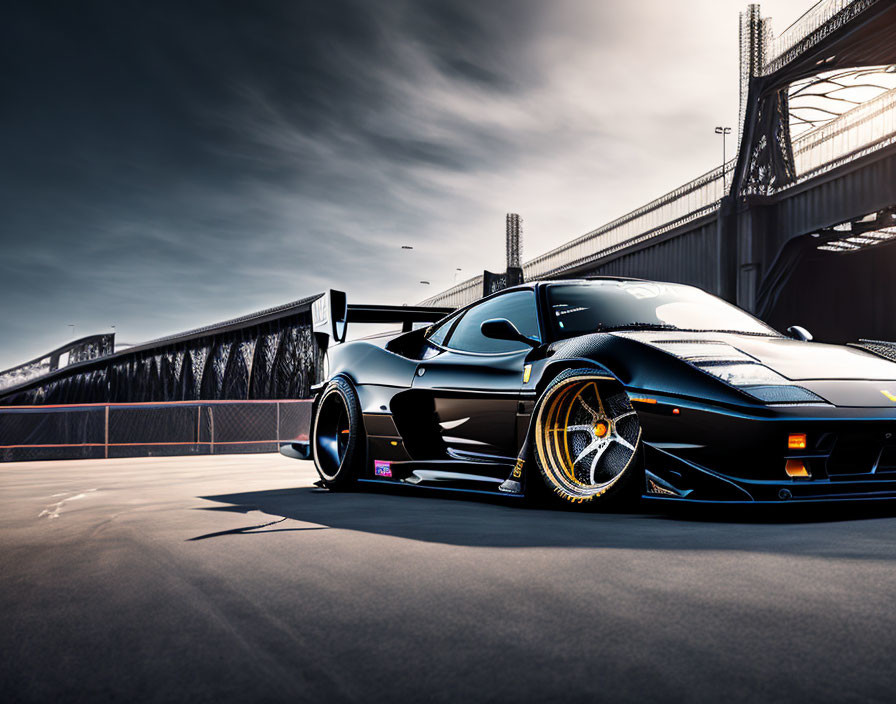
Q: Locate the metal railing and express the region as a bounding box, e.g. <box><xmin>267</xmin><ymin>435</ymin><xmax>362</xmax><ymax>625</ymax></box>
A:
<box><xmin>792</xmin><ymin>86</ymin><xmax>896</xmax><ymax>179</ymax></box>
<box><xmin>521</xmin><ymin>162</ymin><xmax>733</xmax><ymax>281</ymax></box>
<box><xmin>419</xmin><ymin>159</ymin><xmax>734</xmax><ymax>307</ymax></box>
<box><xmin>762</xmin><ymin>0</ymin><xmax>879</xmax><ymax>75</ymax></box>
<box><xmin>420</xmin><ymin>274</ymin><xmax>484</xmax><ymax>309</ymax></box>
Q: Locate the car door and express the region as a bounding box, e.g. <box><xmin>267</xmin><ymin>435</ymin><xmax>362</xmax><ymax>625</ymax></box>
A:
<box><xmin>412</xmin><ymin>289</ymin><xmax>541</xmax><ymax>460</ymax></box>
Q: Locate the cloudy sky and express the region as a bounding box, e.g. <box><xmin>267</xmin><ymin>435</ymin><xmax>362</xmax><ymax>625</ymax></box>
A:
<box><xmin>1</xmin><ymin>0</ymin><xmax>810</xmax><ymax>369</ymax></box>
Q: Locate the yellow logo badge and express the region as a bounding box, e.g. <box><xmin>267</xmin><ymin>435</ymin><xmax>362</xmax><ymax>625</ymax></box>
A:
<box><xmin>522</xmin><ymin>364</ymin><xmax>532</xmax><ymax>383</ymax></box>
<box><xmin>881</xmin><ymin>390</ymin><xmax>896</xmax><ymax>403</ymax></box>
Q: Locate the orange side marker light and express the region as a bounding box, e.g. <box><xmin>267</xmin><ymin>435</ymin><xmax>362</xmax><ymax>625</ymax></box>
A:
<box><xmin>788</xmin><ymin>433</ymin><xmax>807</xmax><ymax>450</ymax></box>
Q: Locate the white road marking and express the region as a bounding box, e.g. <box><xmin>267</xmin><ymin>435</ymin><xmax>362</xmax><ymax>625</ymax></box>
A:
<box><xmin>39</xmin><ymin>488</ymin><xmax>98</xmax><ymax>519</ymax></box>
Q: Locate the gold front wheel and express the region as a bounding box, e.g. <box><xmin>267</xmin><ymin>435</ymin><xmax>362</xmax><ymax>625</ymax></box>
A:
<box><xmin>534</xmin><ymin>370</ymin><xmax>641</xmax><ymax>504</ymax></box>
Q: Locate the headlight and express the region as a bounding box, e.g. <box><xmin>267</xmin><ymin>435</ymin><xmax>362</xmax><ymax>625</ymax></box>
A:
<box><xmin>695</xmin><ymin>361</ymin><xmax>787</xmax><ymax>386</ymax></box>
<box><xmin>743</xmin><ymin>385</ymin><xmax>827</xmax><ymax>404</ymax></box>
<box><xmin>694</xmin><ymin>362</ymin><xmax>828</xmax><ymax>403</ymax></box>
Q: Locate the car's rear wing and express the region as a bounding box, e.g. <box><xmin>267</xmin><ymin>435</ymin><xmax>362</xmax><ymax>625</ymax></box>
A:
<box><xmin>311</xmin><ymin>289</ymin><xmax>453</xmax><ymax>346</ymax></box>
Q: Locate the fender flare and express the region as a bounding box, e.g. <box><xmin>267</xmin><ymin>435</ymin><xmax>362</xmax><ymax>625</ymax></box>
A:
<box><xmin>308</xmin><ymin>372</ymin><xmax>356</xmax><ymax>435</ymax></box>
<box><xmin>534</xmin><ymin>357</ymin><xmax>621</xmax><ymax>398</ymax></box>
<box><xmin>534</xmin><ymin>331</ymin><xmax>627</xmax><ymax>395</ymax></box>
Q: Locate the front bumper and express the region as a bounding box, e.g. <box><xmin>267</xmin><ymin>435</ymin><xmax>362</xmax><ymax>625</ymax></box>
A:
<box><xmin>643</xmin><ymin>447</ymin><xmax>896</xmax><ymax>503</ymax></box>
<box><xmin>637</xmin><ymin>399</ymin><xmax>896</xmax><ymax>503</ymax></box>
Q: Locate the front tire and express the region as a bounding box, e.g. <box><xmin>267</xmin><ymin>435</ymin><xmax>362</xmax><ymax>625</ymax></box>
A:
<box><xmin>532</xmin><ymin>368</ymin><xmax>641</xmax><ymax>506</ymax></box>
<box><xmin>312</xmin><ymin>377</ymin><xmax>365</xmax><ymax>489</ymax></box>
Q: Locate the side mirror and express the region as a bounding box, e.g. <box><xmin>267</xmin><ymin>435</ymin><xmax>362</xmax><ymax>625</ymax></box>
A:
<box><xmin>787</xmin><ymin>325</ymin><xmax>813</xmax><ymax>342</ymax></box>
<box><xmin>480</xmin><ymin>318</ymin><xmax>540</xmax><ymax>347</ymax></box>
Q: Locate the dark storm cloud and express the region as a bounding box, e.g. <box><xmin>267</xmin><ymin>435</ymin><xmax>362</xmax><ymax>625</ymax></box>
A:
<box><xmin>0</xmin><ymin>0</ymin><xmax>809</xmax><ymax>367</ymax></box>
<box><xmin>1</xmin><ymin>0</ymin><xmax>543</xmax><ymax>364</ymax></box>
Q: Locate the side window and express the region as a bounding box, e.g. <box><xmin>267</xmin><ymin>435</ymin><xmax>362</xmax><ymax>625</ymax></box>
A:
<box><xmin>445</xmin><ymin>290</ymin><xmax>539</xmax><ymax>353</ymax></box>
<box><xmin>426</xmin><ymin>316</ymin><xmax>456</xmax><ymax>347</ymax></box>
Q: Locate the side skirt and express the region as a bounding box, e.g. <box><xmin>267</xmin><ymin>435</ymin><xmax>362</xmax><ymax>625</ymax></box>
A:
<box><xmin>360</xmin><ymin>459</ymin><xmax>524</xmax><ymax>497</ymax></box>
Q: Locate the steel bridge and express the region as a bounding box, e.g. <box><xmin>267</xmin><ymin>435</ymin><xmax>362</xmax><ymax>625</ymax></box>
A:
<box><xmin>424</xmin><ymin>0</ymin><xmax>896</xmax><ymax>344</ymax></box>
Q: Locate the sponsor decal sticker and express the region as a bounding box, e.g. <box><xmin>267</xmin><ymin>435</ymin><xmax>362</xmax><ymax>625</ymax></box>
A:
<box><xmin>512</xmin><ymin>458</ymin><xmax>524</xmax><ymax>479</ymax></box>
<box><xmin>881</xmin><ymin>390</ymin><xmax>896</xmax><ymax>403</ymax></box>
<box><xmin>374</xmin><ymin>460</ymin><xmax>392</xmax><ymax>478</ymax></box>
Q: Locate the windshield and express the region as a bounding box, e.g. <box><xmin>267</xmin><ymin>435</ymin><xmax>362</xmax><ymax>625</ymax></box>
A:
<box><xmin>547</xmin><ymin>281</ymin><xmax>779</xmax><ymax>340</ymax></box>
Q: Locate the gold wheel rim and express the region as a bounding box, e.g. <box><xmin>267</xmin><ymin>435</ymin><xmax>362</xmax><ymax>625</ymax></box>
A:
<box><xmin>535</xmin><ymin>375</ymin><xmax>641</xmax><ymax>501</ymax></box>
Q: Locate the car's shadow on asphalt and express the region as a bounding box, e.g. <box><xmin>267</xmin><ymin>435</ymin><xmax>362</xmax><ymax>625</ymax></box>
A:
<box><xmin>193</xmin><ymin>483</ymin><xmax>896</xmax><ymax>554</ymax></box>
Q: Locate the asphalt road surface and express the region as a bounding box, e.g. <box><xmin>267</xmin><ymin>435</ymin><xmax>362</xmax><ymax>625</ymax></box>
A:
<box><xmin>4</xmin><ymin>454</ymin><xmax>896</xmax><ymax>703</ymax></box>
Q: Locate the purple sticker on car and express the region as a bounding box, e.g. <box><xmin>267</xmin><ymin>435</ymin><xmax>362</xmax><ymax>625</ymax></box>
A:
<box><xmin>374</xmin><ymin>460</ymin><xmax>392</xmax><ymax>478</ymax></box>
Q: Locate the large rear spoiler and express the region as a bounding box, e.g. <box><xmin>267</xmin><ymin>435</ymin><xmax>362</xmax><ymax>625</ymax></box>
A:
<box><xmin>312</xmin><ymin>289</ymin><xmax>453</xmax><ymax>346</ymax></box>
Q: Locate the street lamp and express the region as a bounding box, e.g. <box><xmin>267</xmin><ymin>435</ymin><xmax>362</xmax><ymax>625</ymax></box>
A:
<box><xmin>715</xmin><ymin>126</ymin><xmax>732</xmax><ymax>191</ymax></box>
<box><xmin>67</xmin><ymin>324</ymin><xmax>76</xmax><ymax>339</ymax></box>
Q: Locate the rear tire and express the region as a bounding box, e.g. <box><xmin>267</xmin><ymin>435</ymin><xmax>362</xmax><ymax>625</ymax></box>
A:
<box><xmin>531</xmin><ymin>368</ymin><xmax>641</xmax><ymax>507</ymax></box>
<box><xmin>312</xmin><ymin>377</ymin><xmax>365</xmax><ymax>489</ymax></box>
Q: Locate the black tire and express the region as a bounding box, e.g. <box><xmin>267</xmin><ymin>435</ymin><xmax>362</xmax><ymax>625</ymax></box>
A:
<box><xmin>312</xmin><ymin>377</ymin><xmax>365</xmax><ymax>489</ymax></box>
<box><xmin>531</xmin><ymin>368</ymin><xmax>642</xmax><ymax>506</ymax></box>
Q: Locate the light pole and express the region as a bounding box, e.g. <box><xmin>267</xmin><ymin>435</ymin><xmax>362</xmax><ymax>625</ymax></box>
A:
<box><xmin>715</xmin><ymin>126</ymin><xmax>732</xmax><ymax>191</ymax></box>
<box><xmin>453</xmin><ymin>267</ymin><xmax>462</xmax><ymax>284</ymax></box>
<box><xmin>67</xmin><ymin>324</ymin><xmax>76</xmax><ymax>339</ymax></box>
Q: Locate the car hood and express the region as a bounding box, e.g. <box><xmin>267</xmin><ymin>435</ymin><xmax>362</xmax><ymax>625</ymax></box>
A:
<box><xmin>613</xmin><ymin>330</ymin><xmax>896</xmax><ymax>407</ymax></box>
<box><xmin>612</xmin><ymin>330</ymin><xmax>896</xmax><ymax>380</ymax></box>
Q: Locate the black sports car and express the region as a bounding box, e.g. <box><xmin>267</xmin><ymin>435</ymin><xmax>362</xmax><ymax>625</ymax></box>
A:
<box><xmin>281</xmin><ymin>278</ymin><xmax>896</xmax><ymax>506</ymax></box>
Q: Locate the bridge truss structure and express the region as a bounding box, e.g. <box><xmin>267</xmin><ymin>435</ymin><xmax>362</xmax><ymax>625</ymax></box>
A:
<box><xmin>0</xmin><ymin>297</ymin><xmax>322</xmax><ymax>407</ymax></box>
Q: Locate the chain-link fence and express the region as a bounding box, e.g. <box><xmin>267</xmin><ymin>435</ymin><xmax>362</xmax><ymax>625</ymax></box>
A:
<box><xmin>0</xmin><ymin>400</ymin><xmax>311</xmax><ymax>462</ymax></box>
